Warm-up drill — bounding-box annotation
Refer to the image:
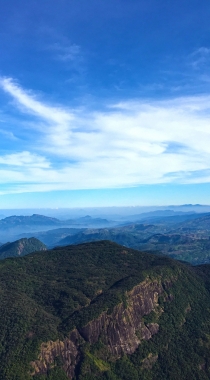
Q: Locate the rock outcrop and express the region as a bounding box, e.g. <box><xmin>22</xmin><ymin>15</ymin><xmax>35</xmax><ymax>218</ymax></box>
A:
<box><xmin>31</xmin><ymin>330</ymin><xmax>81</xmax><ymax>379</ymax></box>
<box><xmin>31</xmin><ymin>277</ymin><xmax>165</xmax><ymax>378</ymax></box>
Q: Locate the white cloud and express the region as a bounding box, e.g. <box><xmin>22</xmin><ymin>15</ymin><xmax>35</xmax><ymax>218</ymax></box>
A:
<box><xmin>1</xmin><ymin>77</ymin><xmax>210</xmax><ymax>194</ymax></box>
<box><xmin>0</xmin><ymin>151</ymin><xmax>50</xmax><ymax>168</ymax></box>
<box><xmin>0</xmin><ymin>77</ymin><xmax>73</xmax><ymax>124</ymax></box>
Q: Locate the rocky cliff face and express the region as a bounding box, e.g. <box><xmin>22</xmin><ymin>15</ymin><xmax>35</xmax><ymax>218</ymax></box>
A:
<box><xmin>31</xmin><ymin>330</ymin><xmax>82</xmax><ymax>379</ymax></box>
<box><xmin>31</xmin><ymin>277</ymin><xmax>166</xmax><ymax>378</ymax></box>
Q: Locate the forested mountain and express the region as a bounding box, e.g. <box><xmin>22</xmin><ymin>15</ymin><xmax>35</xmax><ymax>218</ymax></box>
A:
<box><xmin>53</xmin><ymin>214</ymin><xmax>210</xmax><ymax>265</ymax></box>
<box><xmin>55</xmin><ymin>224</ymin><xmax>166</xmax><ymax>247</ymax></box>
<box><xmin>0</xmin><ymin>238</ymin><xmax>47</xmax><ymax>259</ymax></box>
<box><xmin>0</xmin><ymin>241</ymin><xmax>210</xmax><ymax>379</ymax></box>
<box><xmin>175</xmin><ymin>213</ymin><xmax>210</xmax><ymax>231</ymax></box>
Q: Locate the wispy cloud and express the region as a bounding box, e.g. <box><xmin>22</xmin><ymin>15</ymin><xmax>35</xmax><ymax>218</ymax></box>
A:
<box><xmin>39</xmin><ymin>27</ymin><xmax>83</xmax><ymax>64</ymax></box>
<box><xmin>0</xmin><ymin>128</ymin><xmax>18</xmax><ymax>140</ymax></box>
<box><xmin>50</xmin><ymin>42</ymin><xmax>81</xmax><ymax>62</ymax></box>
<box><xmin>190</xmin><ymin>46</ymin><xmax>210</xmax><ymax>69</ymax></box>
<box><xmin>1</xmin><ymin>77</ymin><xmax>210</xmax><ymax>194</ymax></box>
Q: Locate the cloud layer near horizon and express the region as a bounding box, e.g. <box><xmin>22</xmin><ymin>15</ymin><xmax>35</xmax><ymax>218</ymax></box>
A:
<box><xmin>1</xmin><ymin>77</ymin><xmax>210</xmax><ymax>194</ymax></box>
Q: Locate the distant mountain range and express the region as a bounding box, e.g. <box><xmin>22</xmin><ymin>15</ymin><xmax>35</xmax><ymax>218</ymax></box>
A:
<box><xmin>0</xmin><ymin>214</ymin><xmax>59</xmax><ymax>227</ymax></box>
<box><xmin>0</xmin><ymin>214</ymin><xmax>115</xmax><ymax>243</ymax></box>
<box><xmin>48</xmin><ymin>213</ymin><xmax>210</xmax><ymax>265</ymax></box>
<box><xmin>0</xmin><ymin>214</ymin><xmax>112</xmax><ymax>228</ymax></box>
<box><xmin>130</xmin><ymin>212</ymin><xmax>210</xmax><ymax>225</ymax></box>
<box><xmin>2</xmin><ymin>211</ymin><xmax>210</xmax><ymax>265</ymax></box>
<box><xmin>19</xmin><ymin>227</ymin><xmax>86</xmax><ymax>246</ymax></box>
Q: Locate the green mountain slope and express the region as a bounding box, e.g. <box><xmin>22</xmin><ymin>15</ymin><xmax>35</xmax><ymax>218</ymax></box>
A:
<box><xmin>0</xmin><ymin>237</ymin><xmax>47</xmax><ymax>259</ymax></box>
<box><xmin>55</xmin><ymin>215</ymin><xmax>210</xmax><ymax>265</ymax></box>
<box><xmin>0</xmin><ymin>241</ymin><xmax>210</xmax><ymax>379</ymax></box>
<box><xmin>56</xmin><ymin>224</ymin><xmax>163</xmax><ymax>247</ymax></box>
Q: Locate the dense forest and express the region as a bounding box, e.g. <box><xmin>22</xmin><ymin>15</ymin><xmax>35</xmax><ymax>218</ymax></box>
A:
<box><xmin>0</xmin><ymin>241</ymin><xmax>210</xmax><ymax>379</ymax></box>
<box><xmin>0</xmin><ymin>238</ymin><xmax>46</xmax><ymax>259</ymax></box>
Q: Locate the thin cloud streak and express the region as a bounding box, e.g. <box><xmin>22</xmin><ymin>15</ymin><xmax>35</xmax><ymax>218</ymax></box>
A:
<box><xmin>1</xmin><ymin>77</ymin><xmax>73</xmax><ymax>123</ymax></box>
<box><xmin>1</xmin><ymin>77</ymin><xmax>210</xmax><ymax>194</ymax></box>
<box><xmin>50</xmin><ymin>42</ymin><xmax>81</xmax><ymax>62</ymax></box>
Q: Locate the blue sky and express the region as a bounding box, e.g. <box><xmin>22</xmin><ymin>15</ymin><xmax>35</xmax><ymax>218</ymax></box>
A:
<box><xmin>0</xmin><ymin>0</ymin><xmax>210</xmax><ymax>208</ymax></box>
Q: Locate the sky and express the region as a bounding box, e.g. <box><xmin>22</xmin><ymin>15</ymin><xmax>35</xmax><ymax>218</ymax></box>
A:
<box><xmin>1</xmin><ymin>0</ymin><xmax>210</xmax><ymax>208</ymax></box>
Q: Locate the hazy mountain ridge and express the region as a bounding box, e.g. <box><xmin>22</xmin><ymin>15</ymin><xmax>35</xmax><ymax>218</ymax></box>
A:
<box><xmin>53</xmin><ymin>213</ymin><xmax>210</xmax><ymax>265</ymax></box>
<box><xmin>0</xmin><ymin>214</ymin><xmax>60</xmax><ymax>226</ymax></box>
<box><xmin>136</xmin><ymin>212</ymin><xmax>210</xmax><ymax>225</ymax></box>
<box><xmin>0</xmin><ymin>214</ymin><xmax>112</xmax><ymax>228</ymax></box>
<box><xmin>1</xmin><ymin>204</ymin><xmax>210</xmax><ymax>219</ymax></box>
<box><xmin>18</xmin><ymin>228</ymin><xmax>86</xmax><ymax>247</ymax></box>
<box><xmin>2</xmin><ymin>211</ymin><xmax>210</xmax><ymax>265</ymax></box>
<box><xmin>0</xmin><ymin>214</ymin><xmax>114</xmax><ymax>243</ymax></box>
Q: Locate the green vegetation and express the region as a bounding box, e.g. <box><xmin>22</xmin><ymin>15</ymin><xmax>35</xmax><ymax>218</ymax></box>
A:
<box><xmin>138</xmin><ymin>233</ymin><xmax>210</xmax><ymax>265</ymax></box>
<box><xmin>0</xmin><ymin>237</ymin><xmax>47</xmax><ymax>259</ymax></box>
<box><xmin>76</xmin><ymin>262</ymin><xmax>210</xmax><ymax>380</ymax></box>
<box><xmin>56</xmin><ymin>214</ymin><xmax>210</xmax><ymax>265</ymax></box>
<box><xmin>0</xmin><ymin>240</ymin><xmax>210</xmax><ymax>378</ymax></box>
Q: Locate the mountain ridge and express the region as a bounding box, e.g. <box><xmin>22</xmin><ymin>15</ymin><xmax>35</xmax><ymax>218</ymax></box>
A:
<box><xmin>0</xmin><ymin>241</ymin><xmax>209</xmax><ymax>378</ymax></box>
<box><xmin>0</xmin><ymin>237</ymin><xmax>47</xmax><ymax>259</ymax></box>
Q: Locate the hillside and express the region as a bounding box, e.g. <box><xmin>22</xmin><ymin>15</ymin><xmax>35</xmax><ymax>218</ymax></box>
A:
<box><xmin>19</xmin><ymin>228</ymin><xmax>85</xmax><ymax>247</ymax></box>
<box><xmin>175</xmin><ymin>213</ymin><xmax>210</xmax><ymax>231</ymax></box>
<box><xmin>54</xmin><ymin>214</ymin><xmax>210</xmax><ymax>265</ymax></box>
<box><xmin>56</xmin><ymin>224</ymin><xmax>165</xmax><ymax>247</ymax></box>
<box><xmin>0</xmin><ymin>241</ymin><xmax>210</xmax><ymax>378</ymax></box>
<box><xmin>137</xmin><ymin>233</ymin><xmax>210</xmax><ymax>264</ymax></box>
<box><xmin>0</xmin><ymin>237</ymin><xmax>47</xmax><ymax>259</ymax></box>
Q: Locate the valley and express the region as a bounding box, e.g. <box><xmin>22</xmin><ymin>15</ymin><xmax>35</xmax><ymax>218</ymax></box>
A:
<box><xmin>1</xmin><ymin>209</ymin><xmax>210</xmax><ymax>265</ymax></box>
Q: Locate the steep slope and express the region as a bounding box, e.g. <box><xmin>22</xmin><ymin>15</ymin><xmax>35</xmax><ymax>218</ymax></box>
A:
<box><xmin>0</xmin><ymin>241</ymin><xmax>210</xmax><ymax>379</ymax></box>
<box><xmin>0</xmin><ymin>237</ymin><xmax>47</xmax><ymax>259</ymax></box>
